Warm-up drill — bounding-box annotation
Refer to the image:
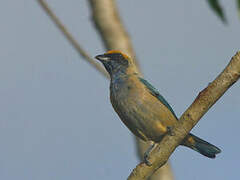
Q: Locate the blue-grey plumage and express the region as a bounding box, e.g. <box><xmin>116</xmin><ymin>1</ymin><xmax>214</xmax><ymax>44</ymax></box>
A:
<box><xmin>95</xmin><ymin>50</ymin><xmax>221</xmax><ymax>159</ymax></box>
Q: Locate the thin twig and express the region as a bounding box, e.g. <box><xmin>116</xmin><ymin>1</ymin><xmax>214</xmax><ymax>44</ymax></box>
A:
<box><xmin>37</xmin><ymin>0</ymin><xmax>108</xmax><ymax>78</ymax></box>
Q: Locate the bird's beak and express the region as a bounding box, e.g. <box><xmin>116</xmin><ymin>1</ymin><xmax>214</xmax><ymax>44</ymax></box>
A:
<box><xmin>95</xmin><ymin>54</ymin><xmax>110</xmax><ymax>62</ymax></box>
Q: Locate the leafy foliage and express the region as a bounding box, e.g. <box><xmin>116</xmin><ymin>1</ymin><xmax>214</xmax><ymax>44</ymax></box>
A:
<box><xmin>237</xmin><ymin>0</ymin><xmax>240</xmax><ymax>19</ymax></box>
<box><xmin>207</xmin><ymin>0</ymin><xmax>226</xmax><ymax>23</ymax></box>
<box><xmin>207</xmin><ymin>0</ymin><xmax>240</xmax><ymax>23</ymax></box>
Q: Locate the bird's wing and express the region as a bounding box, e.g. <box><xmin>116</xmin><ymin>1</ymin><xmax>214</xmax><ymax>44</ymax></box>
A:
<box><xmin>139</xmin><ymin>77</ymin><xmax>178</xmax><ymax>119</ymax></box>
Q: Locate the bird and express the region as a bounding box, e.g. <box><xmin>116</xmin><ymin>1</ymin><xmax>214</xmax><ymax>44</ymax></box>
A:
<box><xmin>95</xmin><ymin>50</ymin><xmax>221</xmax><ymax>162</ymax></box>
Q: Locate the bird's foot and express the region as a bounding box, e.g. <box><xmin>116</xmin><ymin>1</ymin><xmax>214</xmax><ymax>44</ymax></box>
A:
<box><xmin>167</xmin><ymin>126</ymin><xmax>175</xmax><ymax>136</ymax></box>
<box><xmin>144</xmin><ymin>153</ymin><xmax>152</xmax><ymax>166</ymax></box>
<box><xmin>143</xmin><ymin>142</ymin><xmax>157</xmax><ymax>166</ymax></box>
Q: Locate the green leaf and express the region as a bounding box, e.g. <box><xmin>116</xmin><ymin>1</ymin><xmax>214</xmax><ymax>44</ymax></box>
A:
<box><xmin>207</xmin><ymin>0</ymin><xmax>227</xmax><ymax>23</ymax></box>
<box><xmin>237</xmin><ymin>0</ymin><xmax>240</xmax><ymax>19</ymax></box>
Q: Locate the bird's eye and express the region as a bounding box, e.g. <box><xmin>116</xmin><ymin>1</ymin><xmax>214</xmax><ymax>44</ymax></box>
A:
<box><xmin>121</xmin><ymin>59</ymin><xmax>129</xmax><ymax>66</ymax></box>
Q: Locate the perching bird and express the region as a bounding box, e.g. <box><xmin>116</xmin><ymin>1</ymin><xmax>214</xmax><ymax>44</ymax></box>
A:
<box><xmin>95</xmin><ymin>50</ymin><xmax>221</xmax><ymax>161</ymax></box>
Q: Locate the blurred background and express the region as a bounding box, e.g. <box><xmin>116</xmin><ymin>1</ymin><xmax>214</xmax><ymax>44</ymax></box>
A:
<box><xmin>0</xmin><ymin>0</ymin><xmax>239</xmax><ymax>179</ymax></box>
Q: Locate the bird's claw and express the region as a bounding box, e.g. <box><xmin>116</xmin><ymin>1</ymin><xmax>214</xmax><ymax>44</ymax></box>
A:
<box><xmin>167</xmin><ymin>126</ymin><xmax>175</xmax><ymax>136</ymax></box>
<box><xmin>143</xmin><ymin>152</ymin><xmax>152</xmax><ymax>166</ymax></box>
<box><xmin>143</xmin><ymin>142</ymin><xmax>157</xmax><ymax>166</ymax></box>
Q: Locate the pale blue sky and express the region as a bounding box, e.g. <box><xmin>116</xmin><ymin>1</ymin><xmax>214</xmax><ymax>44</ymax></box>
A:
<box><xmin>0</xmin><ymin>1</ymin><xmax>239</xmax><ymax>180</ymax></box>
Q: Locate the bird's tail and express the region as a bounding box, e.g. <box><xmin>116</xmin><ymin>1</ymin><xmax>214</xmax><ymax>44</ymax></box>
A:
<box><xmin>181</xmin><ymin>133</ymin><xmax>221</xmax><ymax>158</ymax></box>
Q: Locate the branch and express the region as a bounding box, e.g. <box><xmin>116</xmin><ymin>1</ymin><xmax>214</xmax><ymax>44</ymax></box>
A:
<box><xmin>136</xmin><ymin>140</ymin><xmax>174</xmax><ymax>180</ymax></box>
<box><xmin>128</xmin><ymin>51</ymin><xmax>240</xmax><ymax>180</ymax></box>
<box><xmin>37</xmin><ymin>0</ymin><xmax>108</xmax><ymax>78</ymax></box>
<box><xmin>88</xmin><ymin>0</ymin><xmax>140</xmax><ymax>69</ymax></box>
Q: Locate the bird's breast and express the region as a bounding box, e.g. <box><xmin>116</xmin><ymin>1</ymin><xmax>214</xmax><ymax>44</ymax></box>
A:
<box><xmin>109</xmin><ymin>76</ymin><xmax>171</xmax><ymax>142</ymax></box>
<box><xmin>110</xmin><ymin>76</ymin><xmax>144</xmax><ymax>107</ymax></box>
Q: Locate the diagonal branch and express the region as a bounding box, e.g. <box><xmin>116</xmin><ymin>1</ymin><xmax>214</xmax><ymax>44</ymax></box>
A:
<box><xmin>128</xmin><ymin>51</ymin><xmax>240</xmax><ymax>180</ymax></box>
<box><xmin>37</xmin><ymin>0</ymin><xmax>108</xmax><ymax>78</ymax></box>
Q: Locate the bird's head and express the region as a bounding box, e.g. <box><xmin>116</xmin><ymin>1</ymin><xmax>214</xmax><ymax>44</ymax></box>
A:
<box><xmin>95</xmin><ymin>50</ymin><xmax>137</xmax><ymax>78</ymax></box>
